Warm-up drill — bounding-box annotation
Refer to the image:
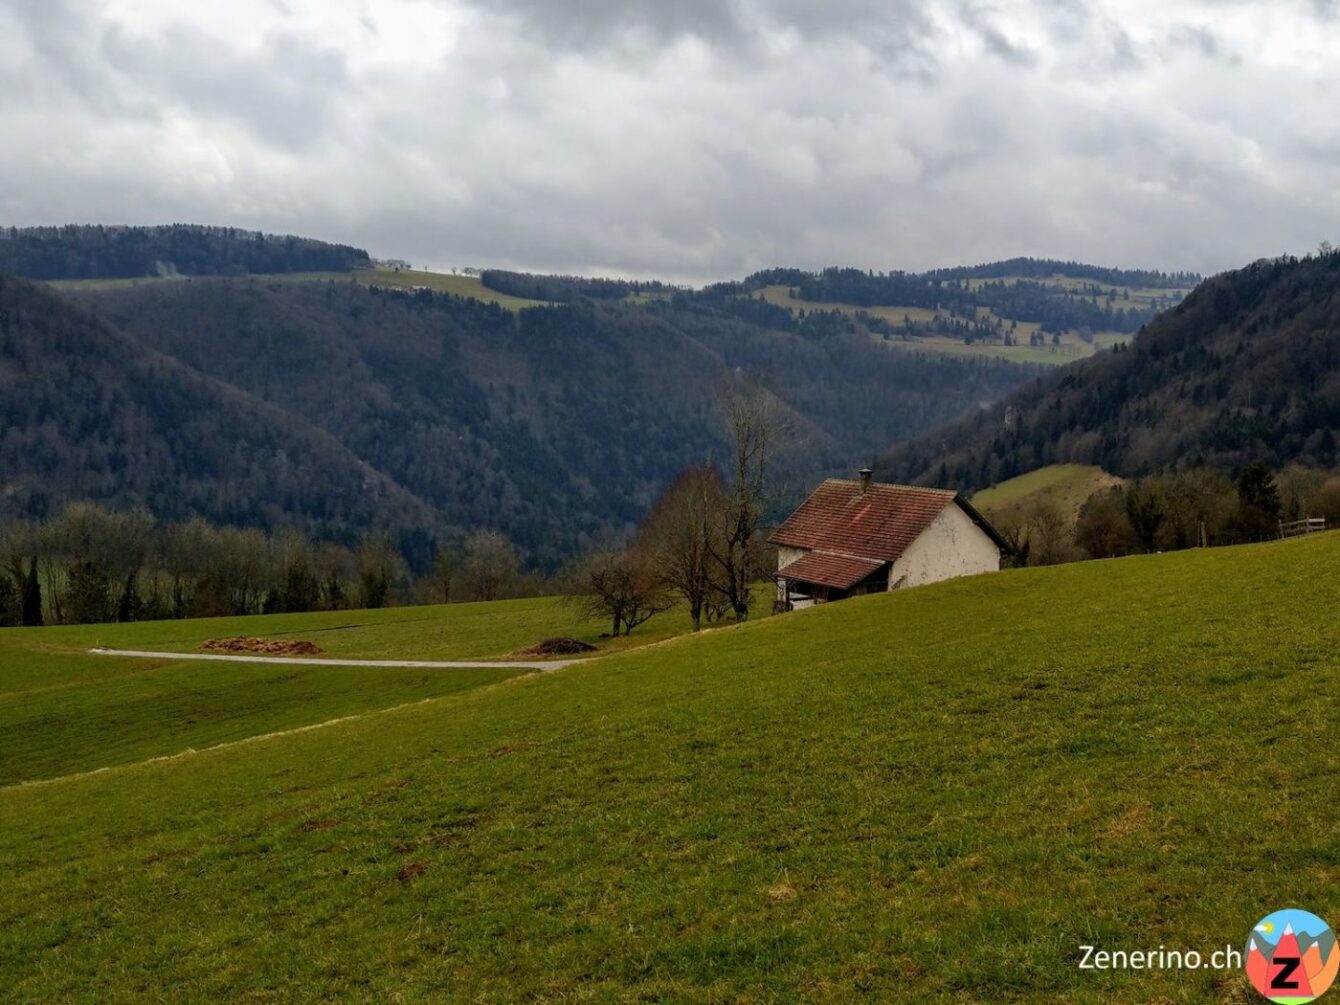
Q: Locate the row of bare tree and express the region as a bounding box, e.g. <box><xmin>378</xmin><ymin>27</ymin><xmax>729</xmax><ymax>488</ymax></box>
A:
<box><xmin>0</xmin><ymin>505</ymin><xmax>540</xmax><ymax>627</ymax></box>
<box><xmin>0</xmin><ymin>385</ymin><xmax>789</xmax><ymax>629</ymax></box>
<box><xmin>997</xmin><ymin>462</ymin><xmax>1340</xmax><ymax>567</ymax></box>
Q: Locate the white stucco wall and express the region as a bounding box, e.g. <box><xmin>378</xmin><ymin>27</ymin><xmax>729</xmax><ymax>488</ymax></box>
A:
<box><xmin>775</xmin><ymin>545</ymin><xmax>805</xmax><ymax>603</ymax></box>
<box><xmin>887</xmin><ymin>503</ymin><xmax>1000</xmax><ymax>590</ymax></box>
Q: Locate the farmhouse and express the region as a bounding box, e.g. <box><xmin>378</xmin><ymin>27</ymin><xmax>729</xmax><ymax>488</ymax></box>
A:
<box><xmin>771</xmin><ymin>469</ymin><xmax>1009</xmax><ymax>610</ymax></box>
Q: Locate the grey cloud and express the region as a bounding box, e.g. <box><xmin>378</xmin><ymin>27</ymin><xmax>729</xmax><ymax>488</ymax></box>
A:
<box><xmin>96</xmin><ymin>25</ymin><xmax>349</xmax><ymax>150</ymax></box>
<box><xmin>1168</xmin><ymin>24</ymin><xmax>1242</xmax><ymax>65</ymax></box>
<box><xmin>957</xmin><ymin>2</ymin><xmax>1039</xmax><ymax>66</ymax></box>
<box><xmin>468</xmin><ymin>0</ymin><xmax>941</xmax><ymax>74</ymax></box>
<box><xmin>2</xmin><ymin>0</ymin><xmax>127</xmax><ymax>112</ymax></box>
<box><xmin>1</xmin><ymin>0</ymin><xmax>1340</xmax><ymax>282</ymax></box>
<box><xmin>480</xmin><ymin>0</ymin><xmax>746</xmax><ymax>49</ymax></box>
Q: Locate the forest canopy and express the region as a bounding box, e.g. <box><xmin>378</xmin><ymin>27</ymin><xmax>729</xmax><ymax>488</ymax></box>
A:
<box><xmin>0</xmin><ymin>224</ymin><xmax>371</xmax><ymax>280</ymax></box>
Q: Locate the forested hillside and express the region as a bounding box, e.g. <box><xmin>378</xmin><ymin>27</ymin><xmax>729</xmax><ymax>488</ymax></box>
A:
<box><xmin>923</xmin><ymin>257</ymin><xmax>1199</xmax><ymax>286</ymax></box>
<box><xmin>0</xmin><ymin>225</ymin><xmax>370</xmax><ymax>280</ymax></box>
<box><xmin>879</xmin><ymin>251</ymin><xmax>1340</xmax><ymax>489</ymax></box>
<box><xmin>0</xmin><ymin>275</ymin><xmax>435</xmax><ymax>546</ymax></box>
<box><xmin>29</xmin><ymin>276</ymin><xmax>1035</xmax><ymax>567</ymax></box>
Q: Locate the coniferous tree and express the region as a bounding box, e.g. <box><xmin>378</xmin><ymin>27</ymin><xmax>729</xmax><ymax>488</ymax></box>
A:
<box><xmin>20</xmin><ymin>558</ymin><xmax>43</xmax><ymax>627</ymax></box>
<box><xmin>0</xmin><ymin>571</ymin><xmax>16</xmax><ymax>627</ymax></box>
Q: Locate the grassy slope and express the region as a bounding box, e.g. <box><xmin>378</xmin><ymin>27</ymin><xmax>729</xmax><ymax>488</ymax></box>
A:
<box><xmin>0</xmin><ymin>595</ymin><xmax>740</xmax><ymax>786</ymax></box>
<box><xmin>46</xmin><ymin>268</ymin><xmax>549</xmax><ymax>311</ymax></box>
<box><xmin>3</xmin><ymin>536</ymin><xmax>1339</xmax><ymax>1001</ymax></box>
<box><xmin>342</xmin><ymin>267</ymin><xmax>549</xmax><ymax>309</ymax></box>
<box><xmin>971</xmin><ymin>464</ymin><xmax>1123</xmax><ymax>522</ymax></box>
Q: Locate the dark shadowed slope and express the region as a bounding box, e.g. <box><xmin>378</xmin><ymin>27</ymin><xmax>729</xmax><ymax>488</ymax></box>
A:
<box><xmin>0</xmin><ymin>275</ymin><xmax>436</xmax><ymax>543</ymax></box>
<box><xmin>878</xmin><ymin>252</ymin><xmax>1340</xmax><ymax>489</ymax></box>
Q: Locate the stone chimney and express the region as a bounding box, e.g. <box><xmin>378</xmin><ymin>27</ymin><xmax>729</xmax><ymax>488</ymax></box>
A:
<box><xmin>859</xmin><ymin>467</ymin><xmax>873</xmax><ymax>493</ymax></box>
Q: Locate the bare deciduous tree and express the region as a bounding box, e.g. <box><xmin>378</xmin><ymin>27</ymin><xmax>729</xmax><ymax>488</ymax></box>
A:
<box><xmin>638</xmin><ymin>464</ymin><xmax>728</xmax><ymax>631</ymax></box>
<box><xmin>462</xmin><ymin>531</ymin><xmax>519</xmax><ymax>602</ymax></box>
<box><xmin>572</xmin><ymin>548</ymin><xmax>671</xmax><ymax>637</ymax></box>
<box><xmin>357</xmin><ymin>531</ymin><xmax>405</xmax><ymax>609</ymax></box>
<box><xmin>430</xmin><ymin>544</ymin><xmax>462</xmax><ymax>604</ymax></box>
<box><xmin>710</xmin><ymin>383</ymin><xmax>786</xmax><ymax>622</ymax></box>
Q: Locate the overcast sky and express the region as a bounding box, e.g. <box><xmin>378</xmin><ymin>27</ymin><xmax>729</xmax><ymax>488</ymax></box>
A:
<box><xmin>2</xmin><ymin>0</ymin><xmax>1338</xmax><ymax>283</ymax></box>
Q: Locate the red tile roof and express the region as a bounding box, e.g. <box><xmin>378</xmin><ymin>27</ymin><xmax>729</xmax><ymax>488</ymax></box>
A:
<box><xmin>770</xmin><ymin>479</ymin><xmax>959</xmax><ymax>563</ymax></box>
<box><xmin>776</xmin><ymin>550</ymin><xmax>885</xmax><ymax>589</ymax></box>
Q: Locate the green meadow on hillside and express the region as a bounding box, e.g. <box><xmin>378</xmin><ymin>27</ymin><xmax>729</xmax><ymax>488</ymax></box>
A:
<box><xmin>971</xmin><ymin>464</ymin><xmax>1123</xmax><ymax>522</ymax></box>
<box><xmin>2</xmin><ymin>536</ymin><xmax>1338</xmax><ymax>1001</ymax></box>
<box><xmin>345</xmin><ymin>267</ymin><xmax>550</xmax><ymax>309</ymax></box>
<box><xmin>47</xmin><ymin>267</ymin><xmax>550</xmax><ymax>311</ymax></box>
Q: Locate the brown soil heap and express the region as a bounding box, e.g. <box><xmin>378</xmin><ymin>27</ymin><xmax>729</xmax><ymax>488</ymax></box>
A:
<box><xmin>508</xmin><ymin>637</ymin><xmax>597</xmax><ymax>658</ymax></box>
<box><xmin>200</xmin><ymin>637</ymin><xmax>324</xmax><ymax>656</ymax></box>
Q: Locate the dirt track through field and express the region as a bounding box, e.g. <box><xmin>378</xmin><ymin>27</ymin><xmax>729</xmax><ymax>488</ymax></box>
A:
<box><xmin>88</xmin><ymin>647</ymin><xmax>586</xmax><ymax>671</ymax></box>
<box><xmin>6</xmin><ymin>655</ymin><xmax>566</xmax><ymax>792</ymax></box>
<box><xmin>4</xmin><ymin>693</ymin><xmax>476</xmax><ymax>791</ymax></box>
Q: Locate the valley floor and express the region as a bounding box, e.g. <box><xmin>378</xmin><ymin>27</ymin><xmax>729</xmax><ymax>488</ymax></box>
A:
<box><xmin>2</xmin><ymin>537</ymin><xmax>1337</xmax><ymax>1001</ymax></box>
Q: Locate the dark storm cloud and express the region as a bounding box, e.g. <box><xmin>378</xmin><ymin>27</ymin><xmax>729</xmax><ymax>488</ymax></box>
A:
<box><xmin>1</xmin><ymin>0</ymin><xmax>1339</xmax><ymax>281</ymax></box>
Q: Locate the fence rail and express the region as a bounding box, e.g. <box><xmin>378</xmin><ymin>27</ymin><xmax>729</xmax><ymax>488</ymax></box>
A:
<box><xmin>1280</xmin><ymin>517</ymin><xmax>1326</xmax><ymax>539</ymax></box>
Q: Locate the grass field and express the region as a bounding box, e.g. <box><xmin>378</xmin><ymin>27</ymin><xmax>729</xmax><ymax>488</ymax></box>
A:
<box><xmin>0</xmin><ymin>595</ymin><xmax>742</xmax><ymax>787</ymax></box>
<box><xmin>45</xmin><ymin>268</ymin><xmax>550</xmax><ymax>311</ymax></box>
<box><xmin>347</xmin><ymin>268</ymin><xmax>549</xmax><ymax>309</ymax></box>
<box><xmin>971</xmin><ymin>464</ymin><xmax>1123</xmax><ymax>522</ymax></box>
<box><xmin>879</xmin><ymin>334</ymin><xmax>1090</xmax><ymax>365</ymax></box>
<box><xmin>3</xmin><ymin>535</ymin><xmax>1337</xmax><ymax>1000</ymax></box>
<box><xmin>754</xmin><ymin>285</ymin><xmax>1111</xmax><ymax>366</ymax></box>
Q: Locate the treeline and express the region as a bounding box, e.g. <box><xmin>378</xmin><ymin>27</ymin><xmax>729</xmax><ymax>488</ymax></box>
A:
<box><xmin>924</xmin><ymin>257</ymin><xmax>1200</xmax><ymax>288</ymax></box>
<box><xmin>0</xmin><ymin>225</ymin><xmax>371</xmax><ymax>280</ymax></box>
<box><xmin>0</xmin><ymin>503</ymin><xmax>547</xmax><ymax>627</ymax></box>
<box><xmin>997</xmin><ymin>463</ymin><xmax>1340</xmax><ymax>567</ymax></box>
<box><xmin>480</xmin><ymin>270</ymin><xmax>676</xmax><ymax>302</ymax></box>
<box><xmin>880</xmin><ymin>251</ymin><xmax>1340</xmax><ymax>488</ymax></box>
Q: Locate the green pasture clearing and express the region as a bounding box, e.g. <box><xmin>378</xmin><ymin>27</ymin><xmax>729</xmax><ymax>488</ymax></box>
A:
<box><xmin>971</xmin><ymin>464</ymin><xmax>1122</xmax><ymax>521</ymax></box>
<box><xmin>878</xmin><ymin>334</ymin><xmax>1088</xmax><ymax>366</ymax></box>
<box><xmin>961</xmin><ymin>275</ymin><xmax>1193</xmax><ymax>312</ymax></box>
<box><xmin>352</xmin><ymin>267</ymin><xmax>550</xmax><ymax>309</ymax></box>
<box><xmin>757</xmin><ymin>285</ymin><xmax>1107</xmax><ymax>366</ymax></box>
<box><xmin>3</xmin><ymin>534</ymin><xmax>1337</xmax><ymax>1000</ymax></box>
<box><xmin>272</xmin><ymin>268</ymin><xmax>549</xmax><ymax>310</ymax></box>
<box><xmin>44</xmin><ymin>275</ymin><xmax>184</xmax><ymax>292</ymax></box>
<box><xmin>756</xmin><ymin>284</ymin><xmax>939</xmax><ymax>324</ymax></box>
<box><xmin>44</xmin><ymin>268</ymin><xmax>550</xmax><ymax>311</ymax></box>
